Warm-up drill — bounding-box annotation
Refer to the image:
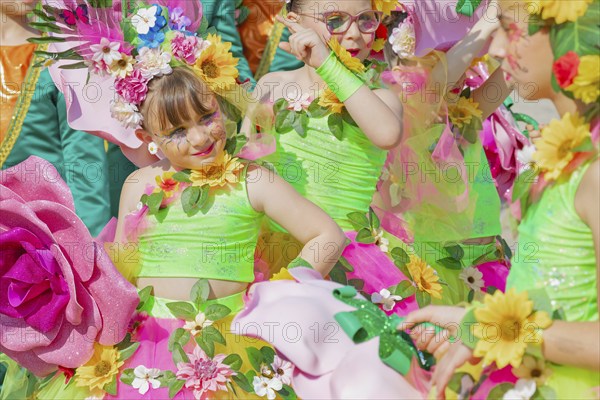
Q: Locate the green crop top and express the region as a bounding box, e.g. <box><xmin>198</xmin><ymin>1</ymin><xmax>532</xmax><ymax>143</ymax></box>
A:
<box><xmin>130</xmin><ymin>163</ymin><xmax>263</xmax><ymax>282</ymax></box>
<box><xmin>263</xmin><ymin>114</ymin><xmax>387</xmax><ymax>232</ymax></box>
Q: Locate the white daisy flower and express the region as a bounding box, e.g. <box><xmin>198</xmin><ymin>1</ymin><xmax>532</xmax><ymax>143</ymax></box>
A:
<box><xmin>459</xmin><ymin>267</ymin><xmax>485</xmax><ymax>292</ymax></box>
<box><xmin>90</xmin><ymin>38</ymin><xmax>121</xmax><ymax>65</ymax></box>
<box><xmin>182</xmin><ymin>312</ymin><xmax>213</xmax><ymax>337</ymax></box>
<box><xmin>371</xmin><ymin>288</ymin><xmax>403</xmax><ymax>311</ymax></box>
<box><xmin>132</xmin><ymin>6</ymin><xmax>158</xmax><ymax>35</ymax></box>
<box><xmin>131</xmin><ymin>365</ymin><xmax>161</xmax><ymax>395</ymax></box>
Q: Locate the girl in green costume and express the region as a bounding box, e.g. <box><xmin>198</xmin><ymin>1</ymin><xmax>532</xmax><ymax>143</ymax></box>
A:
<box><xmin>403</xmin><ymin>1</ymin><xmax>600</xmax><ymax>398</ymax></box>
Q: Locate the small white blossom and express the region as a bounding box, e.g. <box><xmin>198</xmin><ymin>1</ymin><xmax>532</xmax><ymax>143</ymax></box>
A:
<box><xmin>503</xmin><ymin>379</ymin><xmax>537</xmax><ymax>400</ymax></box>
<box><xmin>136</xmin><ymin>47</ymin><xmax>173</xmax><ymax>78</ymax></box>
<box><xmin>132</xmin><ymin>6</ymin><xmax>158</xmax><ymax>35</ymax></box>
<box><xmin>182</xmin><ymin>312</ymin><xmax>213</xmax><ymax>337</ymax></box>
<box><xmin>90</xmin><ymin>38</ymin><xmax>121</xmax><ymax>65</ymax></box>
<box><xmin>271</xmin><ymin>356</ymin><xmax>293</xmax><ymax>386</ymax></box>
<box><xmin>459</xmin><ymin>267</ymin><xmax>485</xmax><ymax>292</ymax></box>
<box><xmin>517</xmin><ymin>144</ymin><xmax>537</xmax><ymax>174</ymax></box>
<box><xmin>371</xmin><ymin>288</ymin><xmax>403</xmax><ymax>311</ymax></box>
<box><xmin>253</xmin><ymin>376</ymin><xmax>283</xmax><ymax>400</ymax></box>
<box><xmin>131</xmin><ymin>365</ymin><xmax>161</xmax><ymax>395</ymax></box>
<box><xmin>110</xmin><ymin>98</ymin><xmax>143</xmax><ymax>129</ymax></box>
<box><xmin>284</xmin><ymin>89</ymin><xmax>311</xmax><ymax>112</ymax></box>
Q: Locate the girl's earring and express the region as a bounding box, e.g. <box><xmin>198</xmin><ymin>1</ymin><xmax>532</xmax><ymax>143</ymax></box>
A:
<box><xmin>148</xmin><ymin>142</ymin><xmax>158</xmax><ymax>155</ymax></box>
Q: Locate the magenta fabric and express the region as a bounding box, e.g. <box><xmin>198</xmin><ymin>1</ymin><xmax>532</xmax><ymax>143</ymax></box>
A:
<box><xmin>0</xmin><ymin>156</ymin><xmax>139</xmax><ymax>376</ymax></box>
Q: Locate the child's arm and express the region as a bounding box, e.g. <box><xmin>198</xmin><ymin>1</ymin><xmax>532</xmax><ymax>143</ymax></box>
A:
<box><xmin>114</xmin><ymin>169</ymin><xmax>149</xmax><ymax>243</ymax></box>
<box><xmin>246</xmin><ymin>164</ymin><xmax>346</xmax><ymax>276</ymax></box>
<box><xmin>277</xmin><ymin>16</ymin><xmax>404</xmax><ymax>150</ymax></box>
<box><xmin>471</xmin><ymin>68</ymin><xmax>511</xmax><ymax>120</ymax></box>
<box><xmin>430</xmin><ymin>10</ymin><xmax>500</xmax><ymax>91</ymax></box>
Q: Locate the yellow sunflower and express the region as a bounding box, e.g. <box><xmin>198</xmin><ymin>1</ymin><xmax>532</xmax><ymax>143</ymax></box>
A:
<box><xmin>532</xmin><ymin>112</ymin><xmax>591</xmax><ymax>181</ymax></box>
<box><xmin>512</xmin><ymin>355</ymin><xmax>553</xmax><ymax>386</ymax></box>
<box><xmin>328</xmin><ymin>37</ymin><xmax>365</xmax><ymax>74</ymax></box>
<box><xmin>448</xmin><ymin>96</ymin><xmax>483</xmax><ymax>129</ymax></box>
<box><xmin>567</xmin><ymin>55</ymin><xmax>600</xmax><ymax>104</ymax></box>
<box><xmin>318</xmin><ymin>87</ymin><xmax>345</xmax><ymax>114</ymax></box>
<box><xmin>74</xmin><ymin>344</ymin><xmax>123</xmax><ymax>393</ymax></box>
<box><xmin>190</xmin><ymin>153</ymin><xmax>244</xmax><ymax>187</ymax></box>
<box><xmin>194</xmin><ymin>33</ymin><xmax>239</xmax><ymax>91</ymax></box>
<box><xmin>406</xmin><ymin>255</ymin><xmax>443</xmax><ymax>299</ymax></box>
<box><xmin>472</xmin><ymin>288</ymin><xmax>552</xmax><ymax>369</ymax></box>
<box><xmin>372</xmin><ymin>0</ymin><xmax>397</xmax><ymax>16</ymax></box>
<box><xmin>529</xmin><ymin>0</ymin><xmax>592</xmax><ymax>24</ymax></box>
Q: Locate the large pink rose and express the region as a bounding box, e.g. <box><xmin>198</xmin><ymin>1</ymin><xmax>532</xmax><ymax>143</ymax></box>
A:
<box><xmin>0</xmin><ymin>156</ymin><xmax>139</xmax><ymax>376</ymax></box>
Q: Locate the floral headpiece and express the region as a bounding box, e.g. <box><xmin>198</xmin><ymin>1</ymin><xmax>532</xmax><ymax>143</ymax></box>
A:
<box><xmin>525</xmin><ymin>0</ymin><xmax>600</xmax><ymax>107</ymax></box>
<box><xmin>32</xmin><ymin>0</ymin><xmax>239</xmax><ymax>129</ymax></box>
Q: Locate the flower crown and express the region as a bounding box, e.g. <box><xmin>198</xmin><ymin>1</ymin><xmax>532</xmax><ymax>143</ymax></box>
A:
<box><xmin>526</xmin><ymin>0</ymin><xmax>600</xmax><ymax>107</ymax></box>
<box><xmin>32</xmin><ymin>1</ymin><xmax>239</xmax><ymax>129</ymax></box>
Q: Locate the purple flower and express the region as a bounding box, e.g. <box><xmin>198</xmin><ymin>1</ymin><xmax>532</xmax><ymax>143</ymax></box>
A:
<box><xmin>114</xmin><ymin>68</ymin><xmax>150</xmax><ymax>105</ymax></box>
<box><xmin>169</xmin><ymin>7</ymin><xmax>191</xmax><ymax>31</ymax></box>
<box><xmin>0</xmin><ymin>157</ymin><xmax>138</xmax><ymax>376</ymax></box>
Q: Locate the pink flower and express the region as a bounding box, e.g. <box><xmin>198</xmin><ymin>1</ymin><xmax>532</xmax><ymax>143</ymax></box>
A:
<box><xmin>0</xmin><ymin>157</ymin><xmax>139</xmax><ymax>376</ymax></box>
<box><xmin>271</xmin><ymin>355</ymin><xmax>293</xmax><ymax>386</ymax></box>
<box><xmin>171</xmin><ymin>31</ymin><xmax>207</xmax><ymax>64</ymax></box>
<box><xmin>114</xmin><ymin>68</ymin><xmax>150</xmax><ymax>105</ymax></box>
<box><xmin>176</xmin><ymin>346</ymin><xmax>236</xmax><ymax>399</ymax></box>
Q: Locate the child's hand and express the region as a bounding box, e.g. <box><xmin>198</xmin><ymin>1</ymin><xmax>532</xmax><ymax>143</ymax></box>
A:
<box><xmin>277</xmin><ymin>13</ymin><xmax>331</xmax><ymax>69</ymax></box>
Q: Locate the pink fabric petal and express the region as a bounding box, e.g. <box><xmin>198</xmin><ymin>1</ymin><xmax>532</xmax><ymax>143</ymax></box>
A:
<box><xmin>90</xmin><ymin>242</ymin><xmax>139</xmax><ymax>345</ymax></box>
<box><xmin>476</xmin><ymin>260</ymin><xmax>510</xmax><ymax>293</ymax></box>
<box><xmin>0</xmin><ymin>156</ymin><xmax>75</xmax><ymax>211</ymax></box>
<box><xmin>0</xmin><ymin>313</ymin><xmax>60</xmax><ymax>352</ymax></box>
<box><xmin>0</xmin><ymin>200</ymin><xmax>57</xmax><ymax>249</ymax></box>
<box><xmin>29</xmin><ymin>201</ymin><xmax>94</xmax><ymax>282</ymax></box>
<box><xmin>0</xmin><ymin>343</ymin><xmax>58</xmax><ymax>376</ymax></box>
<box><xmin>52</xmin><ymin>243</ymin><xmax>84</xmax><ymax>326</ymax></box>
<box><xmin>33</xmin><ymin>280</ymin><xmax>100</xmax><ymax>368</ymax></box>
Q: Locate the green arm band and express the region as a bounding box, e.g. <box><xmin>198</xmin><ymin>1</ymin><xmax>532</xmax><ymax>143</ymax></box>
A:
<box><xmin>315</xmin><ymin>51</ymin><xmax>364</xmax><ymax>102</ymax></box>
<box><xmin>287</xmin><ymin>256</ymin><xmax>314</xmax><ymax>269</ymax></box>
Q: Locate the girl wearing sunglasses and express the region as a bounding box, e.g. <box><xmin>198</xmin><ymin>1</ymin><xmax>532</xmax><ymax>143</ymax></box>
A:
<box><xmin>247</xmin><ymin>0</ymin><xmax>417</xmax><ymax>308</ymax></box>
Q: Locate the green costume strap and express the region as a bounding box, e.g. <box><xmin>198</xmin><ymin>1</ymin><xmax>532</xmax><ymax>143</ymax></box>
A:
<box><xmin>316</xmin><ymin>51</ymin><xmax>363</xmax><ymax>102</ymax></box>
<box><xmin>332</xmin><ymin>286</ymin><xmax>435</xmax><ymax>375</ymax></box>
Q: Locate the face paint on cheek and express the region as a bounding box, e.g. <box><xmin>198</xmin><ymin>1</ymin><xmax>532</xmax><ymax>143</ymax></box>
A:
<box><xmin>506</xmin><ymin>22</ymin><xmax>529</xmax><ymax>73</ymax></box>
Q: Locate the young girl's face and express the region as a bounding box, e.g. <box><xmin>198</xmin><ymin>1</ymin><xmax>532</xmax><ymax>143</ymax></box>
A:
<box><xmin>145</xmin><ymin>97</ymin><xmax>227</xmax><ymax>171</ymax></box>
<box><xmin>296</xmin><ymin>0</ymin><xmax>376</xmax><ymax>61</ymax></box>
<box><xmin>489</xmin><ymin>4</ymin><xmax>555</xmax><ymax>100</ymax></box>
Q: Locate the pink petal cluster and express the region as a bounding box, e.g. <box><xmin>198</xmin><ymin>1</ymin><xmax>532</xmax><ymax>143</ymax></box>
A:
<box><xmin>0</xmin><ymin>157</ymin><xmax>139</xmax><ymax>376</ymax></box>
<box><xmin>114</xmin><ymin>68</ymin><xmax>150</xmax><ymax>105</ymax></box>
<box><xmin>171</xmin><ymin>31</ymin><xmax>203</xmax><ymax>64</ymax></box>
<box><xmin>176</xmin><ymin>346</ymin><xmax>236</xmax><ymax>399</ymax></box>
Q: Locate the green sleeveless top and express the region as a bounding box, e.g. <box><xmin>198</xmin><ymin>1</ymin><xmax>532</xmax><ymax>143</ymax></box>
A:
<box><xmin>264</xmin><ymin>115</ymin><xmax>387</xmax><ymax>231</ymax></box>
<box><xmin>134</xmin><ymin>164</ymin><xmax>263</xmax><ymax>282</ymax></box>
<box><xmin>509</xmin><ymin>161</ymin><xmax>598</xmax><ymax>321</ymax></box>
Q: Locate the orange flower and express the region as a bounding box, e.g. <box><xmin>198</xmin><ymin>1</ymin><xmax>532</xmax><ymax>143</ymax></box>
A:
<box><xmin>155</xmin><ymin>172</ymin><xmax>180</xmax><ymax>198</ymax></box>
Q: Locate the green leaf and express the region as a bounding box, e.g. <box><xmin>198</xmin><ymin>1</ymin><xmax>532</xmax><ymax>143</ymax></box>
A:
<box><xmin>146</xmin><ymin>191</ymin><xmax>164</xmax><ymax>214</ymax></box>
<box><xmin>486</xmin><ymin>286</ymin><xmax>498</xmax><ymax>295</ymax></box>
<box><xmin>171</xmin><ymin>343</ymin><xmax>189</xmax><ymax>364</ymax></box>
<box><xmin>168</xmin><ymin>328</ymin><xmax>191</xmax><ymax>352</ymax></box>
<box><xmin>103</xmin><ymin>377</ymin><xmax>117</xmax><ymax>396</ymax></box>
<box><xmin>391</xmin><ymin>247</ymin><xmax>410</xmax><ymax>264</ymax></box>
<box><xmin>279</xmin><ymin>385</ymin><xmax>299</xmax><ymax>400</ymax></box>
<box><xmin>512</xmin><ymin>166</ymin><xmax>539</xmax><ymax>203</ymax></box>
<box><xmin>455</xmin><ymin>0</ymin><xmax>483</xmax><ymax>16</ymax></box>
<box><xmin>355</xmin><ymin>227</ymin><xmax>376</xmax><ymax>244</ymax></box>
<box><xmin>232</xmin><ymin>374</ymin><xmax>253</xmax><ymax>393</ymax></box>
<box><xmin>195</xmin><ymin>335</ymin><xmax>215</xmax><ymax>358</ymax></box>
<box><xmin>437</xmin><ymin>257</ymin><xmax>463</xmax><ymax>270</ymax></box>
<box><xmin>191</xmin><ymin>279</ymin><xmax>210</xmax><ymax>307</ymax></box>
<box><xmin>341</xmin><ymin>107</ymin><xmax>357</xmax><ymax>126</ymax></box>
<box><xmin>119</xmin><ymin>368</ymin><xmax>136</xmax><ymax>385</ymax></box>
<box><xmin>336</xmin><ymin>256</ymin><xmax>354</xmax><ymax>272</ymax></box>
<box><xmin>528</xmin><ymin>13</ymin><xmax>544</xmax><ymax>36</ymax></box>
<box><xmin>328</xmin><ymin>113</ymin><xmax>344</xmax><ymax>140</ymax></box>
<box><xmin>29</xmin><ymin>22</ymin><xmax>62</xmax><ymax>33</ymax></box>
<box><xmin>457</xmin><ymin>308</ymin><xmax>478</xmax><ymax>349</ymax></box>
<box><xmin>347</xmin><ymin>278</ymin><xmax>365</xmax><ymax>291</ymax></box>
<box><xmin>307</xmin><ymin>98</ymin><xmax>329</xmax><ymax>118</ymax></box>
<box><xmin>168</xmin><ymin>379</ymin><xmax>185</xmax><ymax>399</ymax></box>
<box><xmin>550</xmin><ymin>2</ymin><xmax>600</xmax><ymax>60</ymax></box>
<box><xmin>181</xmin><ymin>185</ymin><xmax>201</xmax><ymax>215</ymax></box>
<box><xmin>275</xmin><ymin>109</ymin><xmax>296</xmax><ymax>133</ymax></box>
<box><xmin>369</xmin><ymin>207</ymin><xmax>380</xmax><ymax>230</ymax></box>
<box><xmin>165</xmin><ymin>302</ymin><xmax>197</xmax><ymax>320</ymax></box>
<box><xmin>245</xmin><ymin>347</ymin><xmax>264</xmax><ymax>372</ymax></box>
<box><xmin>225</xmin><ymin>135</ymin><xmax>237</xmax><ymax>155</ymax></box>
<box><xmin>273</xmin><ymin>98</ymin><xmax>288</xmax><ymax>114</ymax></box>
<box><xmin>328</xmin><ymin>266</ymin><xmax>348</xmax><ymax>285</ymax></box>
<box><xmin>535</xmin><ymin>386</ymin><xmax>557</xmax><ymax>400</ymax></box>
<box><xmin>137</xmin><ymin>286</ymin><xmax>153</xmax><ymax>310</ymax></box>
<box><xmin>157</xmin><ymin>370</ymin><xmax>177</xmax><ymax>387</ymax></box>
<box><xmin>572</xmin><ymin>136</ymin><xmax>596</xmax><ymax>152</ymax></box>
<box><xmin>288</xmin><ymin>257</ymin><xmax>313</xmax><ymax>269</ymax></box>
<box><xmin>444</xmin><ymin>244</ymin><xmax>464</xmax><ymax>261</ymax></box>
<box><xmin>347</xmin><ymin>211</ymin><xmax>370</xmax><ymax>231</ymax></box>
<box><xmin>486</xmin><ymin>383</ymin><xmax>513</xmax><ymax>400</ymax></box>
<box><xmin>118</xmin><ymin>342</ymin><xmax>140</xmax><ymax>362</ymax></box>
<box><xmin>202</xmin><ymin>325</ymin><xmax>226</xmax><ymax>346</ymax></box>
<box><xmin>205</xmin><ymin>304</ymin><xmax>231</xmax><ymax>321</ymax></box>
<box><xmin>460</xmin><ymin>86</ymin><xmax>472</xmax><ymax>99</ymax></box>
<box><xmin>467</xmin><ymin>289</ymin><xmax>475</xmax><ymax>303</ymax></box>
<box><xmin>216</xmin><ymin>94</ymin><xmax>242</xmax><ymax>122</ymax></box>
<box><xmin>293</xmin><ymin>112</ymin><xmax>310</xmax><ymax>138</ymax></box>
<box><xmin>260</xmin><ymin>346</ymin><xmax>276</xmax><ymax>364</ymax></box>
<box><xmin>223</xmin><ymin>354</ymin><xmax>243</xmax><ymax>370</ymax></box>
<box><xmin>27</xmin><ymin>36</ymin><xmax>65</xmax><ymax>44</ymax></box>
<box><xmin>447</xmin><ymin>372</ymin><xmax>469</xmax><ymax>394</ymax></box>
<box><xmin>394</xmin><ymin>280</ymin><xmax>416</xmax><ymax>298</ymax></box>
<box><xmin>172</xmin><ymin>170</ymin><xmax>192</xmax><ymax>183</ymax></box>
<box><xmin>394</xmin><ymin>260</ymin><xmax>411</xmax><ymax>278</ymax></box>
<box><xmin>415</xmin><ymin>291</ymin><xmax>431</xmax><ymax>307</ymax></box>
<box><xmin>30</xmin><ymin>8</ymin><xmax>55</xmax><ymax>22</ymax></box>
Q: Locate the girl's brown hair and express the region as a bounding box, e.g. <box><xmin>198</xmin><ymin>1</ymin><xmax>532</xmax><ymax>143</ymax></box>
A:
<box><xmin>140</xmin><ymin>67</ymin><xmax>214</xmax><ymax>134</ymax></box>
